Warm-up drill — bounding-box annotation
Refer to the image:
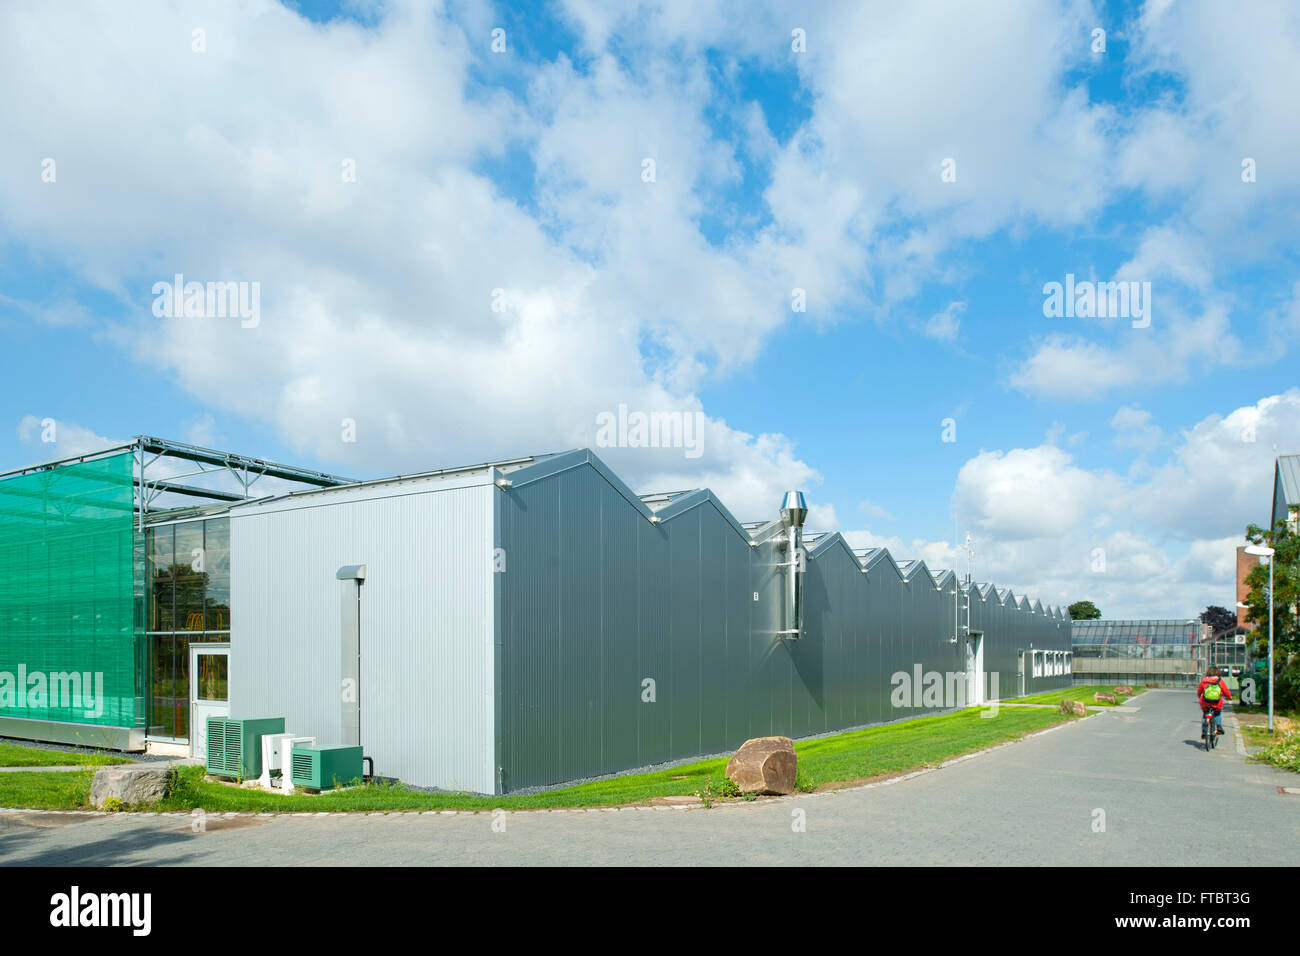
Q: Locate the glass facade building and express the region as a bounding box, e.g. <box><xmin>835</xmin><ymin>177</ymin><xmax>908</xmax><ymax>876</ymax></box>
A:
<box><xmin>0</xmin><ymin>452</ymin><xmax>233</xmax><ymax>740</ymax></box>
<box><xmin>0</xmin><ymin>437</ymin><xmax>349</xmax><ymax>751</ymax></box>
<box><xmin>1071</xmin><ymin>619</ymin><xmax>1202</xmax><ymax>657</ymax></box>
<box><xmin>1071</xmin><ymin>618</ymin><xmax>1208</xmax><ymax>687</ymax></box>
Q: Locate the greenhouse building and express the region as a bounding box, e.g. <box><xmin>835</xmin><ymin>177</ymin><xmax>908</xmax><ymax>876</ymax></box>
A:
<box><xmin>0</xmin><ymin>438</ymin><xmax>1072</xmax><ymax>794</ymax></box>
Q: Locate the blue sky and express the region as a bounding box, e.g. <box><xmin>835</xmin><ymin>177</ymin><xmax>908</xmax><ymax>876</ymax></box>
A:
<box><xmin>2</xmin><ymin>0</ymin><xmax>1299</xmax><ymax>617</ymax></box>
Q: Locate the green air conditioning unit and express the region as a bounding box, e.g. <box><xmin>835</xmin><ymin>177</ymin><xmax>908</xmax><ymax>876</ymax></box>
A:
<box><xmin>289</xmin><ymin>744</ymin><xmax>364</xmax><ymax>791</ymax></box>
<box><xmin>206</xmin><ymin>717</ymin><xmax>285</xmax><ymax>779</ymax></box>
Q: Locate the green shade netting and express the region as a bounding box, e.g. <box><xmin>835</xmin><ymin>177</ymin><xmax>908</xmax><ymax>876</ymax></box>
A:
<box><xmin>0</xmin><ymin>451</ymin><xmax>139</xmax><ymax>726</ymax></box>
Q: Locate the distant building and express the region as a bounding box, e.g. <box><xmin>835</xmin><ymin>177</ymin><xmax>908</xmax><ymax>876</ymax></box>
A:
<box><xmin>1236</xmin><ymin>546</ymin><xmax>1257</xmax><ymax>631</ymax></box>
<box><xmin>1071</xmin><ymin>618</ymin><xmax>1208</xmax><ymax>688</ymax></box>
<box><xmin>1273</xmin><ymin>454</ymin><xmax>1300</xmax><ymax>534</ymax></box>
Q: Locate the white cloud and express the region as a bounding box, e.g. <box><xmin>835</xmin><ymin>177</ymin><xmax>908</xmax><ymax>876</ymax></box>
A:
<box><xmin>1110</xmin><ymin>406</ymin><xmax>1163</xmax><ymax>451</ymax></box>
<box><xmin>4</xmin><ymin>0</ymin><xmax>1299</xmax><ymax>621</ymax></box>
<box><xmin>857</xmin><ymin>498</ymin><xmax>894</xmax><ymax>522</ymax></box>
<box><xmin>16</xmin><ymin>416</ymin><xmax>119</xmax><ymax>458</ymax></box>
<box><xmin>1115</xmin><ymin>225</ymin><xmax>1213</xmax><ymax>292</ymax></box>
<box><xmin>1008</xmin><ymin>300</ymin><xmax>1243</xmax><ymax>400</ymax></box>
<box><xmin>954</xmin><ymin>445</ymin><xmax>1120</xmax><ymax>541</ymax></box>
<box><xmin>924</xmin><ymin>301</ymin><xmax>964</xmax><ymax>342</ymax></box>
<box><xmin>931</xmin><ymin>391</ymin><xmax>1300</xmax><ymax>615</ymax></box>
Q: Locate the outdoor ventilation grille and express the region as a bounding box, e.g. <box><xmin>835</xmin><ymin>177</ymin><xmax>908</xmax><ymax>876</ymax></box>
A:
<box><xmin>291</xmin><ymin>751</ymin><xmax>314</xmax><ymax>779</ymax></box>
<box><xmin>206</xmin><ymin>716</ymin><xmax>285</xmax><ymax>779</ymax></box>
<box><xmin>288</xmin><ymin>745</ymin><xmax>364</xmax><ymax>791</ymax></box>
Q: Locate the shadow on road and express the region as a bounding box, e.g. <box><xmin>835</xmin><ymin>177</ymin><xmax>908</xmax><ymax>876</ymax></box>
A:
<box><xmin>0</xmin><ymin>819</ymin><xmax>200</xmax><ymax>866</ymax></box>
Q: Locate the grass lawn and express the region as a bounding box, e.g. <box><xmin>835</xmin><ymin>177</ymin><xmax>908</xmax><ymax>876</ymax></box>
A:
<box><xmin>1237</xmin><ymin>714</ymin><xmax>1300</xmax><ymax>773</ymax></box>
<box><xmin>0</xmin><ymin>770</ymin><xmax>98</xmax><ymax>809</ymax></box>
<box><xmin>0</xmin><ymin>742</ymin><xmax>131</xmax><ymax>768</ymax></box>
<box><xmin>1241</xmin><ymin>725</ymin><xmax>1274</xmax><ymax>748</ymax></box>
<box><xmin>1009</xmin><ymin>685</ymin><xmax>1144</xmax><ymax>707</ymax></box>
<box><xmin>0</xmin><ymin>705</ymin><xmax>1078</xmax><ymax>812</ymax></box>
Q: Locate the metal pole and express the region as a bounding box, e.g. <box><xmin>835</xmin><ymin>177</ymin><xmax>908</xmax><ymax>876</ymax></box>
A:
<box><xmin>1268</xmin><ymin>557</ymin><xmax>1274</xmax><ymax>734</ymax></box>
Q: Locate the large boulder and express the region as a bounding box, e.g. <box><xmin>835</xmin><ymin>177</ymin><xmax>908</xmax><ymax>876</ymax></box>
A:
<box><xmin>1114</xmin><ymin>686</ymin><xmax>1134</xmax><ymax>696</ymax></box>
<box><xmin>1094</xmin><ymin>692</ymin><xmax>1117</xmax><ymax>704</ymax></box>
<box><xmin>1060</xmin><ymin>699</ymin><xmax>1087</xmax><ymax>716</ymax></box>
<box><xmin>725</xmin><ymin>736</ymin><xmax>797</xmax><ymax>795</ymax></box>
<box><xmin>90</xmin><ymin>765</ymin><xmax>174</xmax><ymax>809</ymax></box>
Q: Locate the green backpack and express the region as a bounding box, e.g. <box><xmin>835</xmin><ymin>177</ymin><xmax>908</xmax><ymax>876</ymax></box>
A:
<box><xmin>1203</xmin><ymin>680</ymin><xmax>1222</xmax><ymax>703</ymax></box>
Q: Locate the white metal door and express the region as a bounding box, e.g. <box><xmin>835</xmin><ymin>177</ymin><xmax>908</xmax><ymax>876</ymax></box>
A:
<box><xmin>966</xmin><ymin>636</ymin><xmax>985</xmax><ymax>706</ymax></box>
<box><xmin>190</xmin><ymin>645</ymin><xmax>230</xmax><ymax>760</ymax></box>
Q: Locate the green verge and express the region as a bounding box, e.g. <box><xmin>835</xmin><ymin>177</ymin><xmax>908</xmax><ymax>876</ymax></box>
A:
<box><xmin>1009</xmin><ymin>685</ymin><xmax>1144</xmax><ymax>707</ymax></box>
<box><xmin>0</xmin><ymin>770</ymin><xmax>97</xmax><ymax>809</ymax></box>
<box><xmin>1242</xmin><ymin>725</ymin><xmax>1300</xmax><ymax>773</ymax></box>
<box><xmin>0</xmin><ymin>742</ymin><xmax>131</xmax><ymax>767</ymax></box>
<box><xmin>0</xmin><ymin>706</ymin><xmax>1079</xmax><ymax>813</ymax></box>
<box><xmin>1240</xmin><ymin>725</ymin><xmax>1273</xmax><ymax>749</ymax></box>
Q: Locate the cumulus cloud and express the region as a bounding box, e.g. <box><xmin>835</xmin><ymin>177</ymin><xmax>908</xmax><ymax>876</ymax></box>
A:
<box><xmin>1110</xmin><ymin>406</ymin><xmax>1163</xmax><ymax>451</ymax></box>
<box><xmin>0</xmin><ymin>0</ymin><xmax>1160</xmax><ymax>509</ymax></box>
<box><xmin>5</xmin><ymin>1</ymin><xmax>1299</xmax><ymax>620</ymax></box>
<box><xmin>16</xmin><ymin>416</ymin><xmax>119</xmax><ymax>459</ymax></box>
<box><xmin>943</xmin><ymin>392</ymin><xmax>1300</xmax><ymax>614</ymax></box>
<box><xmin>1008</xmin><ymin>300</ymin><xmax>1243</xmax><ymax>400</ymax></box>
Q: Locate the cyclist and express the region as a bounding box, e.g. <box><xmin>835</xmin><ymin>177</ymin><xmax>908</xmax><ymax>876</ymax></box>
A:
<box><xmin>1198</xmin><ymin>665</ymin><xmax>1231</xmax><ymax>738</ymax></box>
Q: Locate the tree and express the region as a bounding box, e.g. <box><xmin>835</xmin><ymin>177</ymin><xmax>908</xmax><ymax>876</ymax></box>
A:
<box><xmin>1068</xmin><ymin>600</ymin><xmax>1101</xmax><ymax>620</ymax></box>
<box><xmin>1202</xmin><ymin>605</ymin><xmax>1237</xmax><ymax>634</ymax></box>
<box><xmin>1241</xmin><ymin>520</ymin><xmax>1300</xmax><ymax>710</ymax></box>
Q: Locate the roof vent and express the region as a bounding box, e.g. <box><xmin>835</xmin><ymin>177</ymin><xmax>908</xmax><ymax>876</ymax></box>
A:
<box><xmin>779</xmin><ymin>490</ymin><xmax>807</xmax><ymax>529</ymax></box>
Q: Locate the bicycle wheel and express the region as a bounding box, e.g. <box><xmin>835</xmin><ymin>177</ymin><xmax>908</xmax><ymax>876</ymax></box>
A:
<box><xmin>1203</xmin><ymin>719</ymin><xmax>1211</xmax><ymax>751</ymax></box>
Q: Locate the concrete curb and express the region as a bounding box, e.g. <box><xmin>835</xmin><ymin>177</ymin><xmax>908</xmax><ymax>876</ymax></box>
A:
<box><xmin>1226</xmin><ymin>710</ymin><xmax>1248</xmax><ymax>757</ymax></box>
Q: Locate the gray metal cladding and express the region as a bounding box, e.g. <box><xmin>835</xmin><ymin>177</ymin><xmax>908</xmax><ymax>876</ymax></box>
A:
<box><xmin>222</xmin><ymin>444</ymin><xmax>1070</xmax><ymax>796</ymax></box>
<box><xmin>495</xmin><ymin>453</ymin><xmax>1071</xmax><ymax>793</ymax></box>
<box><xmin>229</xmin><ymin>478</ymin><xmax>497</xmax><ymax>795</ymax></box>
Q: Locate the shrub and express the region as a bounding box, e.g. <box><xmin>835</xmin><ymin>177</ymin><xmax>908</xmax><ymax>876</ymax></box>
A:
<box><xmin>1258</xmin><ymin>729</ymin><xmax>1300</xmax><ymax>773</ymax></box>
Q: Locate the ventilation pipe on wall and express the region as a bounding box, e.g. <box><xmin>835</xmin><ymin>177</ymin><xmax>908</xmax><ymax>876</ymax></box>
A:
<box><xmin>337</xmin><ymin>564</ymin><xmax>366</xmax><ymax>747</ymax></box>
<box><xmin>777</xmin><ymin>491</ymin><xmax>807</xmax><ymax>639</ymax></box>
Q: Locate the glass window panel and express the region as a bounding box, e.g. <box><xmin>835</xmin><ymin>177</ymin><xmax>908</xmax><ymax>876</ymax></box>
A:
<box><xmin>174</xmin><ymin>523</ymin><xmax>205</xmax><ymax>633</ymax></box>
<box><xmin>147</xmin><ymin>525</ymin><xmax>175</xmax><ymax>632</ymax></box>
<box><xmin>196</xmin><ymin>654</ymin><xmax>228</xmax><ymax>701</ymax></box>
<box><xmin>174</xmin><ymin>635</ymin><xmax>189</xmax><ymax>740</ymax></box>
<box><xmin>204</xmin><ymin>519</ymin><xmax>230</xmax><ymax>631</ymax></box>
<box><xmin>150</xmin><ymin>633</ymin><xmax>173</xmax><ymax>737</ymax></box>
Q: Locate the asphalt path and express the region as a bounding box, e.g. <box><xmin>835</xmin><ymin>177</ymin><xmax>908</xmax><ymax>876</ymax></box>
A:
<box><xmin>2</xmin><ymin>690</ymin><xmax>1296</xmax><ymax>865</ymax></box>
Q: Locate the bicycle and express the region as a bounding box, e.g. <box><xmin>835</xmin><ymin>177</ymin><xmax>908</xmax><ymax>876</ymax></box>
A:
<box><xmin>1201</xmin><ymin>708</ymin><xmax>1221</xmax><ymax>751</ymax></box>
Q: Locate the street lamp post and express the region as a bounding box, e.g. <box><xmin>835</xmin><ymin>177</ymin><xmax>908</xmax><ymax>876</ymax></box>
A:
<box><xmin>1244</xmin><ymin>544</ymin><xmax>1276</xmax><ymax>733</ymax></box>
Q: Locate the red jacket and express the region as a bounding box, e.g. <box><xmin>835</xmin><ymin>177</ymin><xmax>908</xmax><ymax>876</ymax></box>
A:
<box><xmin>1198</xmin><ymin>677</ymin><xmax>1231</xmax><ymax>711</ymax></box>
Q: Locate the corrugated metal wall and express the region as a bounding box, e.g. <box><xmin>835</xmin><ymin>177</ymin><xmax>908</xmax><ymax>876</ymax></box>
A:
<box><xmin>497</xmin><ymin>456</ymin><xmax>1071</xmax><ymax>792</ymax></box>
<box><xmin>228</xmin><ymin>449</ymin><xmax>1071</xmax><ymax>795</ymax></box>
<box><xmin>230</xmin><ymin>478</ymin><xmax>496</xmax><ymax>794</ymax></box>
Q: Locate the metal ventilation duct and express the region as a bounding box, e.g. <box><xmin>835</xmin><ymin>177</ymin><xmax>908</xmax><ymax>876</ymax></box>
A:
<box><xmin>778</xmin><ymin>491</ymin><xmax>807</xmax><ymax>638</ymax></box>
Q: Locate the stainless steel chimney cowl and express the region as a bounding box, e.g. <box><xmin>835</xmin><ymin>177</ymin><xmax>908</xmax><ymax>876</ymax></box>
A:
<box><xmin>779</xmin><ymin>490</ymin><xmax>808</xmax><ymax>529</ymax></box>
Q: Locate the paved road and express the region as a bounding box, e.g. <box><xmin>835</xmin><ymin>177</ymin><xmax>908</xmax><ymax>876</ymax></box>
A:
<box><xmin>2</xmin><ymin>690</ymin><xmax>1297</xmax><ymax>865</ymax></box>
